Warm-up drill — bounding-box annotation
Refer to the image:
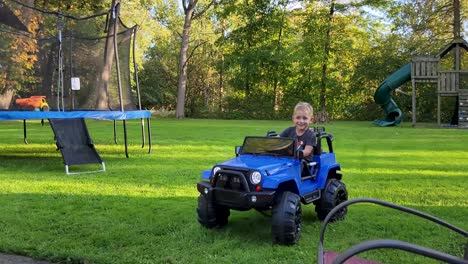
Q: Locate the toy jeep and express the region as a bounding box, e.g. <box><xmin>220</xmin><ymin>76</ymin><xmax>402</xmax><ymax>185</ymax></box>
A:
<box><xmin>196</xmin><ymin>127</ymin><xmax>348</xmax><ymax>245</ymax></box>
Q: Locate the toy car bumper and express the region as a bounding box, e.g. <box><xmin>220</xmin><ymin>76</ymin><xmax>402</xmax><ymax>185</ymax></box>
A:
<box><xmin>197</xmin><ymin>181</ymin><xmax>275</xmax><ymax>210</ymax></box>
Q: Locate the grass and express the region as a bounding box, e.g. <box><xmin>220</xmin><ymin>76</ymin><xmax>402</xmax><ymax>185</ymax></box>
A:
<box><xmin>0</xmin><ymin>119</ymin><xmax>466</xmax><ymax>264</ymax></box>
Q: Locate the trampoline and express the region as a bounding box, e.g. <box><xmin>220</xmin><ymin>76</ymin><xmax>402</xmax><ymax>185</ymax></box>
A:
<box><xmin>0</xmin><ymin>111</ymin><xmax>151</xmax><ymax>120</ymax></box>
<box><xmin>0</xmin><ymin>0</ymin><xmax>152</xmax><ymax>171</ymax></box>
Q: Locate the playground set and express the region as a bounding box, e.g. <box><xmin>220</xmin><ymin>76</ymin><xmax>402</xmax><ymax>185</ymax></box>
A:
<box><xmin>0</xmin><ymin>0</ymin><xmax>151</xmax><ymax>173</ymax></box>
<box><xmin>374</xmin><ymin>1</ymin><xmax>468</xmax><ymax>128</ymax></box>
<box><xmin>374</xmin><ymin>37</ymin><xmax>468</xmax><ymax>128</ymax></box>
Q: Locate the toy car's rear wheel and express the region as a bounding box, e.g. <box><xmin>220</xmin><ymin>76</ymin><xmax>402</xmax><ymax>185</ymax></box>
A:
<box><xmin>315</xmin><ymin>179</ymin><xmax>348</xmax><ymax>221</ymax></box>
<box><xmin>41</xmin><ymin>105</ymin><xmax>49</xmax><ymax>111</ymax></box>
<box><xmin>271</xmin><ymin>191</ymin><xmax>302</xmax><ymax>245</ymax></box>
<box><xmin>197</xmin><ymin>194</ymin><xmax>230</xmax><ymax>228</ymax></box>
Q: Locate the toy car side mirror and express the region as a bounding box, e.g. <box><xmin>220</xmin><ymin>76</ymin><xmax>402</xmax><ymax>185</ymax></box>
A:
<box><xmin>266</xmin><ymin>131</ymin><xmax>278</xmax><ymax>137</ymax></box>
<box><xmin>235</xmin><ymin>146</ymin><xmax>242</xmax><ymax>156</ymax></box>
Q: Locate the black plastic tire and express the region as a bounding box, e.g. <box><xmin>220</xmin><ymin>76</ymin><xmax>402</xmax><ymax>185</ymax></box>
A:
<box><xmin>271</xmin><ymin>191</ymin><xmax>302</xmax><ymax>245</ymax></box>
<box><xmin>42</xmin><ymin>105</ymin><xmax>49</xmax><ymax>111</ymax></box>
<box><xmin>315</xmin><ymin>179</ymin><xmax>348</xmax><ymax>221</ymax></box>
<box><xmin>196</xmin><ymin>194</ymin><xmax>230</xmax><ymax>228</ymax></box>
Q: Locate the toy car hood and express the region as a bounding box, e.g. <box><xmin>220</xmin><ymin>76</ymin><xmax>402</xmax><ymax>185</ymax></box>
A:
<box><xmin>217</xmin><ymin>155</ymin><xmax>297</xmax><ymax>175</ymax></box>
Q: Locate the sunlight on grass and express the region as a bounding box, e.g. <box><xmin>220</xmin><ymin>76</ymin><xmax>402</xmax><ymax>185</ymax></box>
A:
<box><xmin>0</xmin><ymin>179</ymin><xmax>198</xmax><ymax>198</ymax></box>
<box><xmin>346</xmin><ymin>168</ymin><xmax>467</xmax><ymax>177</ymax></box>
<box><xmin>340</xmin><ymin>149</ymin><xmax>468</xmax><ymax>158</ymax></box>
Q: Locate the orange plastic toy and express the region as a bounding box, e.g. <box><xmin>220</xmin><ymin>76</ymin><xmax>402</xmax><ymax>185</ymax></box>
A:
<box><xmin>15</xmin><ymin>96</ymin><xmax>50</xmax><ymax>111</ymax></box>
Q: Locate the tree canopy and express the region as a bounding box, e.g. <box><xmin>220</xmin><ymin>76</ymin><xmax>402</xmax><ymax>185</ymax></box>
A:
<box><xmin>1</xmin><ymin>0</ymin><xmax>467</xmax><ymax>122</ymax></box>
<box><xmin>140</xmin><ymin>0</ymin><xmax>467</xmax><ymax>122</ymax></box>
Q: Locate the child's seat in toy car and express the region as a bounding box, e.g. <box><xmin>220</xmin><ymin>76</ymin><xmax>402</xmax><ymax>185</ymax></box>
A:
<box><xmin>301</xmin><ymin>127</ymin><xmax>334</xmax><ymax>180</ymax></box>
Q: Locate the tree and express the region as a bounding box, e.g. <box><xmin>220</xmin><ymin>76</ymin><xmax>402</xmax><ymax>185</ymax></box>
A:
<box><xmin>211</xmin><ymin>0</ymin><xmax>297</xmax><ymax>119</ymax></box>
<box><xmin>176</xmin><ymin>0</ymin><xmax>217</xmax><ymax>119</ymax></box>
<box><xmin>299</xmin><ymin>0</ymin><xmax>390</xmax><ymax>121</ymax></box>
<box><xmin>0</xmin><ymin>0</ymin><xmax>39</xmax><ymax>108</ymax></box>
<box><xmin>317</xmin><ymin>0</ymin><xmax>335</xmax><ymax>122</ymax></box>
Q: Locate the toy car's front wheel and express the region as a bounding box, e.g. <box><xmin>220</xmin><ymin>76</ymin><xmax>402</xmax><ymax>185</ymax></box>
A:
<box><xmin>197</xmin><ymin>194</ymin><xmax>230</xmax><ymax>228</ymax></box>
<box><xmin>315</xmin><ymin>179</ymin><xmax>348</xmax><ymax>221</ymax></box>
<box><xmin>271</xmin><ymin>191</ymin><xmax>302</xmax><ymax>245</ymax></box>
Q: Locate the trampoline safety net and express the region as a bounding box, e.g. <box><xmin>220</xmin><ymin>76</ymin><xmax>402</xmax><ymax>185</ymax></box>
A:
<box><xmin>0</xmin><ymin>0</ymin><xmax>139</xmax><ymax>111</ymax></box>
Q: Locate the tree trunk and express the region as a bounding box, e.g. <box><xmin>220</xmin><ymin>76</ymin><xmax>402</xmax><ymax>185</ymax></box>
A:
<box><xmin>40</xmin><ymin>42</ymin><xmax>57</xmax><ymax>106</ymax></box>
<box><xmin>274</xmin><ymin>2</ymin><xmax>287</xmax><ymax>112</ymax></box>
<box><xmin>318</xmin><ymin>0</ymin><xmax>335</xmax><ymax>123</ymax></box>
<box><xmin>218</xmin><ymin>53</ymin><xmax>224</xmax><ymax>112</ymax></box>
<box><xmin>320</xmin><ymin>0</ymin><xmax>334</xmax><ymax>111</ymax></box>
<box><xmin>453</xmin><ymin>0</ymin><xmax>460</xmax><ymax>38</ymax></box>
<box><xmin>218</xmin><ymin>19</ymin><xmax>226</xmax><ymax>112</ymax></box>
<box><xmin>175</xmin><ymin>0</ymin><xmax>216</xmax><ymax>118</ymax></box>
<box><xmin>244</xmin><ymin>41</ymin><xmax>251</xmax><ymax>96</ymax></box>
<box><xmin>94</xmin><ymin>1</ymin><xmax>118</xmax><ymax>110</ymax></box>
<box><xmin>0</xmin><ymin>89</ymin><xmax>14</xmax><ymax>109</ymax></box>
<box><xmin>176</xmin><ymin>3</ymin><xmax>195</xmax><ymax>119</ymax></box>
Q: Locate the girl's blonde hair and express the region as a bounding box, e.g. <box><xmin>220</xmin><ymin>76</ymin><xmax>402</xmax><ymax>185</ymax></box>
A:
<box><xmin>294</xmin><ymin>102</ymin><xmax>314</xmax><ymax>117</ymax></box>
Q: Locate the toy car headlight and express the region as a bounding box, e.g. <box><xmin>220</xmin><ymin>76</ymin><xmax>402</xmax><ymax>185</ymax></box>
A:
<box><xmin>250</xmin><ymin>171</ymin><xmax>262</xmax><ymax>185</ymax></box>
<box><xmin>212</xmin><ymin>166</ymin><xmax>222</xmax><ymax>177</ymax></box>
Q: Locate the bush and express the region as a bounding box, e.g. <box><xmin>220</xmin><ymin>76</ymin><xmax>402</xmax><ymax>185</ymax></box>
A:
<box><xmin>342</xmin><ymin>100</ymin><xmax>383</xmax><ymax>121</ymax></box>
<box><xmin>151</xmin><ymin>108</ymin><xmax>176</xmax><ymax>118</ymax></box>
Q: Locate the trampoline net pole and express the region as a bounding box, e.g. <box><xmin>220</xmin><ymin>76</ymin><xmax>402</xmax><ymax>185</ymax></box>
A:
<box><xmin>112</xmin><ymin>3</ymin><xmax>124</xmax><ymax>112</ymax></box>
<box><xmin>57</xmin><ymin>13</ymin><xmax>64</xmax><ymax>111</ymax></box>
<box><xmin>132</xmin><ymin>27</ymin><xmax>146</xmax><ymax>148</ymax></box>
<box><xmin>132</xmin><ymin>26</ymin><xmax>142</xmax><ymax>110</ymax></box>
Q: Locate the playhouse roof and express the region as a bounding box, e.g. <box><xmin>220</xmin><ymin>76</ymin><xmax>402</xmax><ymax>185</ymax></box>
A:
<box><xmin>436</xmin><ymin>36</ymin><xmax>468</xmax><ymax>58</ymax></box>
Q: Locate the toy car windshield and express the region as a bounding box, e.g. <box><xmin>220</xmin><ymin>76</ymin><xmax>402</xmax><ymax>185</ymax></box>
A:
<box><xmin>241</xmin><ymin>137</ymin><xmax>296</xmax><ymax>157</ymax></box>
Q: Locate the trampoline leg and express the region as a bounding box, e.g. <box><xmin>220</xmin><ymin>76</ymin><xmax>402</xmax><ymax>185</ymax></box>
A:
<box><xmin>147</xmin><ymin>118</ymin><xmax>152</xmax><ymax>154</ymax></box>
<box><xmin>141</xmin><ymin>118</ymin><xmax>145</xmax><ymax>148</ymax></box>
<box><xmin>113</xmin><ymin>120</ymin><xmax>118</xmax><ymax>144</ymax></box>
<box><xmin>123</xmin><ymin>119</ymin><xmax>129</xmax><ymax>158</ymax></box>
<box><xmin>65</xmin><ymin>165</ymin><xmax>70</xmax><ymax>175</ymax></box>
<box><xmin>23</xmin><ymin>120</ymin><xmax>28</xmax><ymax>144</ymax></box>
<box><xmin>102</xmin><ymin>162</ymin><xmax>106</xmax><ymax>172</ymax></box>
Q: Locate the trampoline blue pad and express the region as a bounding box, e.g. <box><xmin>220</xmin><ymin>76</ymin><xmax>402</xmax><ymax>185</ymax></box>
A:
<box><xmin>0</xmin><ymin>110</ymin><xmax>151</xmax><ymax>121</ymax></box>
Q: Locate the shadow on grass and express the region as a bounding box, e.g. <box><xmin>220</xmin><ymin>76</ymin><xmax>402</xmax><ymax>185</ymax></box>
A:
<box><xmin>0</xmin><ymin>153</ymin><xmax>215</xmax><ymax>188</ymax></box>
<box><xmin>0</xmin><ymin>192</ymin><xmax>198</xmax><ymax>263</ymax></box>
<box><xmin>316</xmin><ymin>203</ymin><xmax>467</xmax><ymax>264</ymax></box>
<box><xmin>0</xmin><ymin>192</ymin><xmax>466</xmax><ymax>263</ymax></box>
<box><xmin>0</xmin><ymin>192</ymin><xmax>324</xmax><ymax>262</ymax></box>
<box><xmin>223</xmin><ymin>206</ymin><xmax>324</xmax><ymax>243</ymax></box>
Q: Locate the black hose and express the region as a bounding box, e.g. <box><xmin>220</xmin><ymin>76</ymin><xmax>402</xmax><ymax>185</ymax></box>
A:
<box><xmin>318</xmin><ymin>198</ymin><xmax>468</xmax><ymax>264</ymax></box>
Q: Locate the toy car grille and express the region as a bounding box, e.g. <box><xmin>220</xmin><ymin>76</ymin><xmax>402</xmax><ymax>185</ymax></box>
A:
<box><xmin>214</xmin><ymin>169</ymin><xmax>251</xmax><ymax>192</ymax></box>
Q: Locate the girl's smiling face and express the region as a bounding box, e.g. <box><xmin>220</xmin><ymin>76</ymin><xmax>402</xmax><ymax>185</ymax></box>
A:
<box><xmin>292</xmin><ymin>109</ymin><xmax>312</xmax><ymax>132</ymax></box>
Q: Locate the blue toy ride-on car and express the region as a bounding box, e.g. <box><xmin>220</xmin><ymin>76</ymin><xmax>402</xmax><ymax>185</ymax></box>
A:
<box><xmin>196</xmin><ymin>127</ymin><xmax>348</xmax><ymax>245</ymax></box>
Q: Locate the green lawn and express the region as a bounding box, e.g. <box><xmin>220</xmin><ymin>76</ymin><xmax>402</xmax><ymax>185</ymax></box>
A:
<box><xmin>0</xmin><ymin>119</ymin><xmax>466</xmax><ymax>264</ymax></box>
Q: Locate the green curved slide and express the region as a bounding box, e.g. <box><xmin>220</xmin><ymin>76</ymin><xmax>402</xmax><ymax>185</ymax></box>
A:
<box><xmin>373</xmin><ymin>63</ymin><xmax>411</xmax><ymax>126</ymax></box>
